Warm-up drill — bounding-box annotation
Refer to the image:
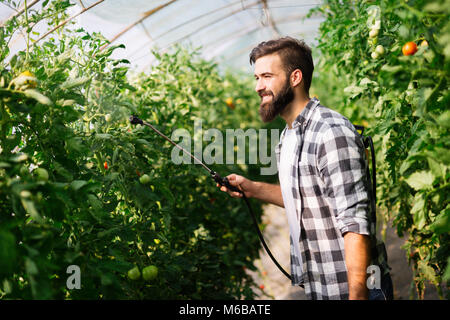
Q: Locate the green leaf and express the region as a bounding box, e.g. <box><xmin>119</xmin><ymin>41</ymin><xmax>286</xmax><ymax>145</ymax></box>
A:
<box><xmin>432</xmin><ymin>147</ymin><xmax>450</xmax><ymax>166</ymax></box>
<box><xmin>429</xmin><ymin>207</ymin><xmax>450</xmax><ymax>235</ymax></box>
<box><xmin>160</xmin><ymin>184</ymin><xmax>175</xmax><ymax>204</ymax></box>
<box><xmin>87</xmin><ymin>194</ymin><xmax>103</xmax><ymax>211</ymax></box>
<box><xmin>417</xmin><ymin>87</ymin><xmax>433</xmax><ymax>109</ymax></box>
<box><xmin>423</xmin><ymin>2</ymin><xmax>444</xmax><ymax>12</ymax></box>
<box><xmin>411</xmin><ymin>194</ymin><xmax>426</xmax><ymax>229</ymax></box>
<box><xmin>443</xmin><ymin>257</ymin><xmax>450</xmax><ymax>282</ymax></box>
<box><xmin>436</xmin><ymin>110</ymin><xmax>450</xmax><ymax>129</ymax></box>
<box><xmin>9</xmin><ymin>153</ymin><xmax>28</xmax><ymax>162</ymax></box>
<box><xmin>23</xmin><ymin>89</ymin><xmax>52</xmax><ymax>105</ymax></box>
<box><xmin>417</xmin><ymin>260</ymin><xmax>437</xmax><ymax>283</ymax></box>
<box><xmin>66</xmin><ymin>137</ymin><xmax>87</xmax><ymax>154</ymax></box>
<box><xmin>95</xmin><ymin>133</ymin><xmax>112</xmax><ymax>140</ymax></box>
<box><xmin>25</xmin><ymin>257</ymin><xmax>38</xmax><ymax>276</ymax></box>
<box><xmin>59</xmin><ymin>76</ymin><xmax>90</xmax><ymax>90</ymax></box>
<box><xmin>405</xmin><ymin>171</ymin><xmax>435</xmax><ymax>190</ymax></box>
<box><xmin>0</xmin><ymin>162</ymin><xmax>11</xmax><ymax>168</ymax></box>
<box><xmin>343</xmin><ymin>84</ymin><xmax>364</xmax><ymax>99</ymax></box>
<box><xmin>53</xmin><ymin>161</ymin><xmax>74</xmax><ymax>180</ymax></box>
<box><xmin>380</xmin><ymin>64</ymin><xmax>403</xmax><ymax>73</ymax></box>
<box><xmin>2</xmin><ymin>279</ymin><xmax>12</xmax><ymax>294</ymax></box>
<box><xmin>427</xmin><ymin>156</ymin><xmax>444</xmax><ymax>178</ymax></box>
<box><xmin>21</xmin><ymin>198</ymin><xmax>43</xmax><ymax>223</ymax></box>
<box><xmin>0</xmin><ymin>230</ymin><xmax>17</xmax><ymax>274</ymax></box>
<box><xmin>70</xmin><ymin>180</ymin><xmax>88</xmax><ymax>191</ymax></box>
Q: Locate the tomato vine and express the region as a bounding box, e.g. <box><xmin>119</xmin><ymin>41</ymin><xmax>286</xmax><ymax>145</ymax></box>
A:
<box><xmin>311</xmin><ymin>0</ymin><xmax>449</xmax><ymax>299</ymax></box>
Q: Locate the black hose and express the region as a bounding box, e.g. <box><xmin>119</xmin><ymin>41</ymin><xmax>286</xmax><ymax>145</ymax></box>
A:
<box><xmin>241</xmin><ymin>193</ymin><xmax>296</xmax><ymax>284</ymax></box>
<box><xmin>212</xmin><ymin>172</ymin><xmax>296</xmax><ymax>284</ymax></box>
<box><xmin>367</xmin><ymin>136</ymin><xmax>377</xmax><ymax>203</ymax></box>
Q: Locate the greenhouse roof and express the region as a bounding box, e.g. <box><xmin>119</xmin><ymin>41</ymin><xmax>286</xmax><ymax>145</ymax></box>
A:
<box><xmin>1</xmin><ymin>0</ymin><xmax>324</xmax><ymax>72</ymax></box>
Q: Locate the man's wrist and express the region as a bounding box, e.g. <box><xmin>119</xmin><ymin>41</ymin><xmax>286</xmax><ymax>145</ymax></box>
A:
<box><xmin>348</xmin><ymin>284</ymin><xmax>369</xmax><ymax>300</ymax></box>
<box><xmin>247</xmin><ymin>180</ymin><xmax>259</xmax><ymax>198</ymax></box>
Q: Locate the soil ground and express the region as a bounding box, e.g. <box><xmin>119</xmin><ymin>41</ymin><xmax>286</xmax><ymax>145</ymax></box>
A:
<box><xmin>245</xmin><ymin>204</ymin><xmax>443</xmax><ymax>300</ymax></box>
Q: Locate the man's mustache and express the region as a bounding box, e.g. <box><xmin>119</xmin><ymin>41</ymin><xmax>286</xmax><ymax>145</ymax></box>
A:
<box><xmin>258</xmin><ymin>91</ymin><xmax>273</xmax><ymax>98</ymax></box>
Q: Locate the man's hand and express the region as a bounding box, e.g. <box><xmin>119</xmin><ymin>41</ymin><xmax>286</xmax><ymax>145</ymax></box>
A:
<box><xmin>344</xmin><ymin>232</ymin><xmax>371</xmax><ymax>300</ymax></box>
<box><xmin>217</xmin><ymin>174</ymin><xmax>284</xmax><ymax>208</ymax></box>
<box><xmin>216</xmin><ymin>174</ymin><xmax>255</xmax><ymax>198</ymax></box>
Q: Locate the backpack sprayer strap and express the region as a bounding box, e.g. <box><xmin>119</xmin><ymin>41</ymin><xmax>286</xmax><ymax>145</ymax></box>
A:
<box><xmin>354</xmin><ymin>124</ymin><xmax>376</xmax><ymax>203</ymax></box>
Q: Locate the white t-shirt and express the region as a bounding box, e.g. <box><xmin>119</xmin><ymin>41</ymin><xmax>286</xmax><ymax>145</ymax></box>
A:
<box><xmin>278</xmin><ymin>127</ymin><xmax>303</xmax><ymax>275</ymax></box>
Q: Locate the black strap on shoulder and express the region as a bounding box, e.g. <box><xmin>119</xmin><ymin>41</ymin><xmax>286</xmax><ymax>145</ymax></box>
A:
<box><xmin>354</xmin><ymin>124</ymin><xmax>376</xmax><ymax>203</ymax></box>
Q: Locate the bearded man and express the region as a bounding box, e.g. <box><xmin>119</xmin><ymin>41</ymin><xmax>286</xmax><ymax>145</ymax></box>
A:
<box><xmin>218</xmin><ymin>37</ymin><xmax>392</xmax><ymax>300</ymax></box>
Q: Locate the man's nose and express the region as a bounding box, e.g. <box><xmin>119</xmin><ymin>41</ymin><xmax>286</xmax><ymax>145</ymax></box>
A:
<box><xmin>255</xmin><ymin>79</ymin><xmax>265</xmax><ymax>93</ymax></box>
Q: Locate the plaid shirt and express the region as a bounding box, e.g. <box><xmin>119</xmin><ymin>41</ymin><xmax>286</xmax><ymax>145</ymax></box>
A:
<box><xmin>275</xmin><ymin>97</ymin><xmax>390</xmax><ymax>300</ymax></box>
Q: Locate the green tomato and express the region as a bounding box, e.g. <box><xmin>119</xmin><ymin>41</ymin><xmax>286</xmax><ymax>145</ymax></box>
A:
<box><xmin>105</xmin><ymin>114</ymin><xmax>112</xmax><ymax>122</ymax></box>
<box><xmin>139</xmin><ymin>174</ymin><xmax>151</xmax><ymax>184</ymax></box>
<box><xmin>375</xmin><ymin>45</ymin><xmax>385</xmax><ymax>55</ymax></box>
<box><xmin>142</xmin><ymin>265</ymin><xmax>158</xmax><ymax>281</ymax></box>
<box><xmin>35</xmin><ymin>168</ymin><xmax>49</xmax><ymax>182</ymax></box>
<box><xmin>127</xmin><ymin>266</ymin><xmax>141</xmax><ymax>280</ymax></box>
<box><xmin>371</xmin><ymin>51</ymin><xmax>380</xmax><ymax>59</ymax></box>
<box><xmin>369</xmin><ymin>28</ymin><xmax>379</xmax><ymax>38</ymax></box>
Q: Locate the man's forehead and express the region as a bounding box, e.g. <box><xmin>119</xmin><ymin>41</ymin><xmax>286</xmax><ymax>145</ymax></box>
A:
<box><xmin>253</xmin><ymin>53</ymin><xmax>282</xmax><ymax>75</ymax></box>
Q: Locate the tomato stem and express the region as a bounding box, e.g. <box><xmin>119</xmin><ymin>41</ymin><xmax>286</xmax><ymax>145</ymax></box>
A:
<box><xmin>0</xmin><ymin>100</ymin><xmax>11</xmax><ymax>151</ymax></box>
<box><xmin>94</xmin><ymin>152</ymin><xmax>104</xmax><ymax>173</ymax></box>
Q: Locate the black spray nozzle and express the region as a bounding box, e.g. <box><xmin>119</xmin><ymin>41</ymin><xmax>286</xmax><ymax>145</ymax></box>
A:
<box><xmin>129</xmin><ymin>115</ymin><xmax>144</xmax><ymax>125</ymax></box>
<box><xmin>211</xmin><ymin>171</ymin><xmax>243</xmax><ymax>194</ymax></box>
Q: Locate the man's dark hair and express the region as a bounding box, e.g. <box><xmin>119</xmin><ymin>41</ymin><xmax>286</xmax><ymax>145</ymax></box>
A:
<box><xmin>249</xmin><ymin>37</ymin><xmax>314</xmax><ymax>95</ymax></box>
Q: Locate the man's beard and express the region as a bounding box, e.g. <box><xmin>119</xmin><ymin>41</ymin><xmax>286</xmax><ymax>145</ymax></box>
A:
<box><xmin>258</xmin><ymin>79</ymin><xmax>294</xmax><ymax>123</ymax></box>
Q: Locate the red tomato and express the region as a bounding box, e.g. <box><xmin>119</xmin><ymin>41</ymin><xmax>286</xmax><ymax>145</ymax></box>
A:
<box><xmin>402</xmin><ymin>42</ymin><xmax>418</xmax><ymax>56</ymax></box>
<box><xmin>104</xmin><ymin>161</ymin><xmax>108</xmax><ymax>169</ymax></box>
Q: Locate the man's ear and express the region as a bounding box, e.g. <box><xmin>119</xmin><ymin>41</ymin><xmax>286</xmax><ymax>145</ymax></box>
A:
<box><xmin>290</xmin><ymin>69</ymin><xmax>303</xmax><ymax>88</ymax></box>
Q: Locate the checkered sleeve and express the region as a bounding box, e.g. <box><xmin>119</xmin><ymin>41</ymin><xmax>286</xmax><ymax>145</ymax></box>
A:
<box><xmin>316</xmin><ymin>124</ymin><xmax>371</xmax><ymax>236</ymax></box>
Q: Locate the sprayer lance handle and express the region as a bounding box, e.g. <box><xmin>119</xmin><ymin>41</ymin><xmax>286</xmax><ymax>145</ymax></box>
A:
<box><xmin>211</xmin><ymin>171</ymin><xmax>243</xmax><ymax>194</ymax></box>
<box><xmin>129</xmin><ymin>115</ymin><xmax>144</xmax><ymax>125</ymax></box>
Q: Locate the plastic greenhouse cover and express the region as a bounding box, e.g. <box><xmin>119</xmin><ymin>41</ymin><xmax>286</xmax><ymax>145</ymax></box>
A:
<box><xmin>1</xmin><ymin>0</ymin><xmax>324</xmax><ymax>72</ymax></box>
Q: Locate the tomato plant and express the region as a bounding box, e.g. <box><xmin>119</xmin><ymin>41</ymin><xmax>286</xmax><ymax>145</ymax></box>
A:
<box><xmin>310</xmin><ymin>0</ymin><xmax>449</xmax><ymax>299</ymax></box>
<box><xmin>0</xmin><ymin>0</ymin><xmax>273</xmax><ymax>300</ymax></box>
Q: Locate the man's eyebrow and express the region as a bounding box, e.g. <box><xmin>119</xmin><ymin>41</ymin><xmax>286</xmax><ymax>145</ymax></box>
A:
<box><xmin>254</xmin><ymin>72</ymin><xmax>274</xmax><ymax>78</ymax></box>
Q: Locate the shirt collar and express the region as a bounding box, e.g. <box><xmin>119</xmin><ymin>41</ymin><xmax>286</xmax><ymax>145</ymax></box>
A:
<box><xmin>275</xmin><ymin>97</ymin><xmax>320</xmax><ymax>155</ymax></box>
<box><xmin>291</xmin><ymin>97</ymin><xmax>320</xmax><ymax>129</ymax></box>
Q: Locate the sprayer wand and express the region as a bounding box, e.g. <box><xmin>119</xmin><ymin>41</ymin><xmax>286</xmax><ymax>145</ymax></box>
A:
<box><xmin>129</xmin><ymin>115</ymin><xmax>244</xmax><ymax>194</ymax></box>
